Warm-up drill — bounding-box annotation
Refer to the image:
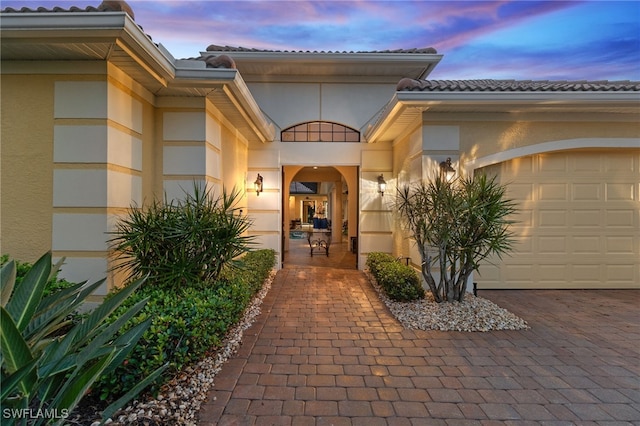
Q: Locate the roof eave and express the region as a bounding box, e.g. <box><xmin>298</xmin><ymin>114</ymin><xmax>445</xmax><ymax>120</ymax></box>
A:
<box><xmin>173</xmin><ymin>66</ymin><xmax>276</xmax><ymax>143</ymax></box>
<box><xmin>395</xmin><ymin>90</ymin><xmax>640</xmax><ymax>103</ymax></box>
<box><xmin>201</xmin><ymin>49</ymin><xmax>443</xmax><ymax>81</ymax></box>
<box><xmin>0</xmin><ymin>12</ymin><xmax>176</xmax><ymax>86</ymax></box>
<box><xmin>1</xmin><ymin>12</ymin><xmax>275</xmax><ymax>144</ymax></box>
<box><xmin>365</xmin><ymin>90</ymin><xmax>640</xmax><ymax>143</ymax></box>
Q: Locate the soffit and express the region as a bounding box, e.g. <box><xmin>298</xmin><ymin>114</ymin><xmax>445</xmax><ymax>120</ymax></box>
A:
<box><xmin>201</xmin><ymin>48</ymin><xmax>443</xmax><ymax>83</ymax></box>
<box><xmin>0</xmin><ymin>13</ymin><xmax>175</xmax><ymax>91</ymax></box>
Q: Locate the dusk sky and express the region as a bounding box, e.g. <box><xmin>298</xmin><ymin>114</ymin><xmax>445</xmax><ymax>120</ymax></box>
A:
<box><xmin>3</xmin><ymin>1</ymin><xmax>639</xmax><ymax>81</ymax></box>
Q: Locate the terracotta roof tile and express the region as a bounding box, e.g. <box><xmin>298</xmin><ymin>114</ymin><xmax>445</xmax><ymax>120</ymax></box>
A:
<box><xmin>206</xmin><ymin>44</ymin><xmax>438</xmax><ymax>54</ymax></box>
<box><xmin>2</xmin><ymin>5</ymin><xmax>100</xmax><ymax>13</ymax></box>
<box><xmin>2</xmin><ymin>1</ymin><xmax>135</xmax><ymax>19</ymax></box>
<box><xmin>397</xmin><ymin>78</ymin><xmax>640</xmax><ymax>92</ymax></box>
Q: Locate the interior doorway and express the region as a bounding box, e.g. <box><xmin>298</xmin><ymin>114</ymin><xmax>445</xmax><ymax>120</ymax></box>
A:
<box><xmin>282</xmin><ymin>165</ymin><xmax>358</xmax><ymax>269</ymax></box>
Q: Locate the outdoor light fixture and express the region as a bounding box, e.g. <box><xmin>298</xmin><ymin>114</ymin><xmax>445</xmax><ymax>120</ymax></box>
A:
<box><xmin>439</xmin><ymin>158</ymin><xmax>456</xmax><ymax>181</ymax></box>
<box><xmin>377</xmin><ymin>174</ymin><xmax>387</xmax><ymax>196</ymax></box>
<box><xmin>254</xmin><ymin>173</ymin><xmax>263</xmax><ymax>196</ymax></box>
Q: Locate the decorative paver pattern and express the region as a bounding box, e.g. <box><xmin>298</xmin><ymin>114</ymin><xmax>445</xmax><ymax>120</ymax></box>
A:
<box><xmin>199</xmin><ymin>266</ymin><xmax>640</xmax><ymax>425</ymax></box>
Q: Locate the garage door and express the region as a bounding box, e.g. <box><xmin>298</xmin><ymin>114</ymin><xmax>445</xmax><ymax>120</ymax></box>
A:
<box><xmin>477</xmin><ymin>149</ymin><xmax>639</xmax><ymax>289</ymax></box>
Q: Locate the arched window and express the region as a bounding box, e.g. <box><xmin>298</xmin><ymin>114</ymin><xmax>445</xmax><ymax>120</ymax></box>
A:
<box><xmin>281</xmin><ymin>121</ymin><xmax>360</xmax><ymax>142</ymax></box>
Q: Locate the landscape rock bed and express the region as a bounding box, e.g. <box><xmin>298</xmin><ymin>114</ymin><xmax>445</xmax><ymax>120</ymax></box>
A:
<box><xmin>366</xmin><ymin>272</ymin><xmax>530</xmax><ymax>332</ymax></box>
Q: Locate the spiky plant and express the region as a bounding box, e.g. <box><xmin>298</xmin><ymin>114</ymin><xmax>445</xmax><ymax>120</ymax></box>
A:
<box><xmin>396</xmin><ymin>173</ymin><xmax>516</xmax><ymax>303</ymax></box>
<box><xmin>108</xmin><ymin>183</ymin><xmax>254</xmax><ymax>288</ymax></box>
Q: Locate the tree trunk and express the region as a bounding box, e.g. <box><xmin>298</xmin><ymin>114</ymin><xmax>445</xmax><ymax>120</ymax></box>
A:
<box><xmin>419</xmin><ymin>246</ymin><xmax>441</xmax><ymax>303</ymax></box>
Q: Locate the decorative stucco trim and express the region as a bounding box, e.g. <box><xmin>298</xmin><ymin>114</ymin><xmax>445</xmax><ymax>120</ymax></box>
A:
<box><xmin>465</xmin><ymin>138</ymin><xmax>640</xmax><ymax>173</ymax></box>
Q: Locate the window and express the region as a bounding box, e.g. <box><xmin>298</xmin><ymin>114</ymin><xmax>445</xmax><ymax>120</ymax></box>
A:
<box><xmin>281</xmin><ymin>121</ymin><xmax>360</xmax><ymax>142</ymax></box>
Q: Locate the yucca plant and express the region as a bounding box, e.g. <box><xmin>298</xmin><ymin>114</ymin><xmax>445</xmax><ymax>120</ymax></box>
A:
<box><xmin>396</xmin><ymin>173</ymin><xmax>517</xmax><ymax>303</ymax></box>
<box><xmin>0</xmin><ymin>252</ymin><xmax>167</xmax><ymax>425</ymax></box>
<box><xmin>108</xmin><ymin>183</ymin><xmax>255</xmax><ymax>288</ymax></box>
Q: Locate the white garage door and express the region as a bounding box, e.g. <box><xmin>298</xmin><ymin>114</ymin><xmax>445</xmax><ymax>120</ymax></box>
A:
<box><xmin>477</xmin><ymin>149</ymin><xmax>639</xmax><ymax>289</ymax></box>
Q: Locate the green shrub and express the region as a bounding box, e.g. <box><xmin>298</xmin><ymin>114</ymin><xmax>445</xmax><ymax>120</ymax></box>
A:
<box><xmin>94</xmin><ymin>249</ymin><xmax>276</xmax><ymax>403</ymax></box>
<box><xmin>366</xmin><ymin>252</ymin><xmax>424</xmax><ymax>302</ymax></box>
<box><xmin>108</xmin><ymin>183</ymin><xmax>255</xmax><ymax>288</ymax></box>
<box><xmin>0</xmin><ymin>255</ymin><xmax>76</xmax><ymax>298</ymax></box>
<box><xmin>0</xmin><ymin>253</ymin><xmax>165</xmax><ymax>426</ymax></box>
<box><xmin>365</xmin><ymin>252</ymin><xmax>396</xmax><ymax>277</ymax></box>
<box><xmin>376</xmin><ymin>261</ymin><xmax>425</xmax><ymax>302</ymax></box>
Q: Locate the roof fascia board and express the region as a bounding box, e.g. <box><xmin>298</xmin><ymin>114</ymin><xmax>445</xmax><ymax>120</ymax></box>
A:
<box><xmin>226</xmin><ymin>71</ymin><xmax>276</xmax><ymax>143</ymax></box>
<box><xmin>0</xmin><ymin>11</ymin><xmax>128</xmax><ymax>32</ymax></box>
<box><xmin>119</xmin><ymin>14</ymin><xmax>175</xmax><ymax>83</ymax></box>
<box><xmin>362</xmin><ymin>94</ymin><xmax>405</xmax><ymax>143</ymax></box>
<box><xmin>173</xmin><ymin>67</ymin><xmax>238</xmax><ymax>87</ymax></box>
<box><xmin>395</xmin><ymin>90</ymin><xmax>640</xmax><ymax>103</ymax></box>
<box><xmin>1</xmin><ymin>12</ymin><xmax>176</xmax><ymax>84</ymax></box>
<box><xmin>202</xmin><ymin>50</ymin><xmax>443</xmax><ymax>64</ymax></box>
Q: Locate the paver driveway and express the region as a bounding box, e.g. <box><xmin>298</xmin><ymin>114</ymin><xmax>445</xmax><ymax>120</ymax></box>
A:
<box><xmin>199</xmin><ymin>266</ymin><xmax>640</xmax><ymax>425</ymax></box>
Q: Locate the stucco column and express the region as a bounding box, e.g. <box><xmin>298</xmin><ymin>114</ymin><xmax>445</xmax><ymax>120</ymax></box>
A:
<box><xmin>52</xmin><ymin>79</ymin><xmax>142</xmax><ymax>297</ymax></box>
<box><xmin>161</xmin><ymin>102</ymin><xmax>223</xmax><ymax>201</ymax></box>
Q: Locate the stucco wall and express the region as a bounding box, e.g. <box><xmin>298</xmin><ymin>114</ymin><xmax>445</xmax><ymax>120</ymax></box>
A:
<box><xmin>247</xmin><ymin>82</ymin><xmax>395</xmax><ymax>133</ymax></box>
<box><xmin>420</xmin><ymin>113</ymin><xmax>640</xmax><ymax>165</ymax></box>
<box><xmin>1</xmin><ymin>74</ymin><xmax>56</xmax><ymax>262</ymax></box>
<box><xmin>391</xmin><ymin>127</ymin><xmax>422</xmax><ymax>262</ymax></box>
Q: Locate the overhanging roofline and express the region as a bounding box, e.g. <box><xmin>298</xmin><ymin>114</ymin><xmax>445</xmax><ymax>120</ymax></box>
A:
<box><xmin>172</xmin><ymin>66</ymin><xmax>276</xmax><ymax>142</ymax></box>
<box><xmin>395</xmin><ymin>90</ymin><xmax>640</xmax><ymax>103</ymax></box>
<box><xmin>0</xmin><ymin>12</ymin><xmax>176</xmax><ymax>84</ymax></box>
<box><xmin>202</xmin><ymin>48</ymin><xmax>443</xmax><ymax>81</ymax></box>
<box><xmin>0</xmin><ymin>11</ymin><xmax>275</xmax><ymax>143</ymax></box>
<box><xmin>365</xmin><ymin>90</ymin><xmax>640</xmax><ymax>143</ymax></box>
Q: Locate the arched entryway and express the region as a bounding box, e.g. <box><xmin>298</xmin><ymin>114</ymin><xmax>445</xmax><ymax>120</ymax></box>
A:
<box><xmin>282</xmin><ymin>165</ymin><xmax>358</xmax><ymax>269</ymax></box>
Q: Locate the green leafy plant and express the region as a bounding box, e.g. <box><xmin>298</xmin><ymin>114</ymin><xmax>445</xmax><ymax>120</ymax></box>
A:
<box><xmin>365</xmin><ymin>252</ymin><xmax>396</xmax><ymax>277</ymax></box>
<box><xmin>0</xmin><ymin>255</ymin><xmax>76</xmax><ymax>298</ymax></box>
<box><xmin>108</xmin><ymin>183</ymin><xmax>255</xmax><ymax>288</ymax></box>
<box><xmin>396</xmin><ymin>173</ymin><xmax>516</xmax><ymax>303</ymax></box>
<box><xmin>94</xmin><ymin>249</ymin><xmax>276</xmax><ymax>402</ymax></box>
<box><xmin>366</xmin><ymin>253</ymin><xmax>424</xmax><ymax>302</ymax></box>
<box><xmin>0</xmin><ymin>252</ymin><xmax>167</xmax><ymax>426</ymax></box>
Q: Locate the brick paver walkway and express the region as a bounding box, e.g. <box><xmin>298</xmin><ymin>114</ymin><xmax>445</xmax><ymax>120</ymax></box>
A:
<box><xmin>198</xmin><ymin>266</ymin><xmax>640</xmax><ymax>425</ymax></box>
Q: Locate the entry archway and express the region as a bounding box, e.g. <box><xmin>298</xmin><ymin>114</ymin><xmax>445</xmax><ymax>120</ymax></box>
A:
<box><xmin>282</xmin><ymin>165</ymin><xmax>358</xmax><ymax>269</ymax></box>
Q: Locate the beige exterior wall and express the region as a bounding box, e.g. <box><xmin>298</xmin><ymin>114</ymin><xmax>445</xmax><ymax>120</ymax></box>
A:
<box><xmin>420</xmin><ymin>112</ymin><xmax>640</xmax><ymax>167</ymax></box>
<box><xmin>392</xmin><ymin>127</ymin><xmax>423</xmax><ymax>264</ymax></box>
<box><xmin>1</xmin><ymin>74</ymin><xmax>56</xmax><ymax>262</ymax></box>
<box><xmin>389</xmin><ymin>111</ymin><xmax>639</xmax><ymax>290</ymax></box>
<box><xmin>247</xmin><ymin>82</ymin><xmax>394</xmax><ymax>133</ymax></box>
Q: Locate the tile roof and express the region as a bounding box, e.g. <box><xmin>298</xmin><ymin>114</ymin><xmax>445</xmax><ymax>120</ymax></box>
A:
<box><xmin>397</xmin><ymin>78</ymin><xmax>640</xmax><ymax>92</ymax></box>
<box><xmin>2</xmin><ymin>5</ymin><xmax>101</xmax><ymax>12</ymax></box>
<box><xmin>2</xmin><ymin>0</ymin><xmax>135</xmax><ymax>18</ymax></box>
<box><xmin>206</xmin><ymin>44</ymin><xmax>438</xmax><ymax>55</ymax></box>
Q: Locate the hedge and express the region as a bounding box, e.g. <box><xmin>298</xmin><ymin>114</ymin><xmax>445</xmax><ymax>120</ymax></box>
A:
<box><xmin>94</xmin><ymin>249</ymin><xmax>276</xmax><ymax>402</ymax></box>
<box><xmin>366</xmin><ymin>252</ymin><xmax>424</xmax><ymax>302</ymax></box>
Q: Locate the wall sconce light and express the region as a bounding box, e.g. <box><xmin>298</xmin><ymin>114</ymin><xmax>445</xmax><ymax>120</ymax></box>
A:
<box><xmin>439</xmin><ymin>158</ymin><xmax>456</xmax><ymax>181</ymax></box>
<box><xmin>254</xmin><ymin>173</ymin><xmax>263</xmax><ymax>196</ymax></box>
<box><xmin>377</xmin><ymin>174</ymin><xmax>387</xmax><ymax>197</ymax></box>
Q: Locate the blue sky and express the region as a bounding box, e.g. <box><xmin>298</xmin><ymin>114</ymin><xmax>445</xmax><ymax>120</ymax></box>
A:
<box><xmin>3</xmin><ymin>0</ymin><xmax>639</xmax><ymax>80</ymax></box>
